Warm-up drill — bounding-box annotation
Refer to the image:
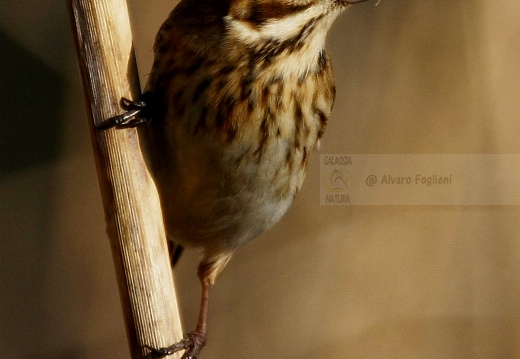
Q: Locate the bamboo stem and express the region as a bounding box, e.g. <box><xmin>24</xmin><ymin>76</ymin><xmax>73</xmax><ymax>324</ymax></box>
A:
<box><xmin>68</xmin><ymin>0</ymin><xmax>183</xmax><ymax>357</ymax></box>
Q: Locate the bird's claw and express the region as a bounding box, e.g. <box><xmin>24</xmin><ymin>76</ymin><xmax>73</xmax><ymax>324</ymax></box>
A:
<box><xmin>145</xmin><ymin>331</ymin><xmax>206</xmax><ymax>359</ymax></box>
<box><xmin>96</xmin><ymin>95</ymin><xmax>152</xmax><ymax>130</ymax></box>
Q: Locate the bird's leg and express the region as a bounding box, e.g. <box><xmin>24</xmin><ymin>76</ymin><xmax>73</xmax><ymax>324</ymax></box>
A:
<box><xmin>145</xmin><ymin>252</ymin><xmax>231</xmax><ymax>358</ymax></box>
<box><xmin>145</xmin><ymin>275</ymin><xmax>211</xmax><ymax>359</ymax></box>
<box><xmin>96</xmin><ymin>92</ymin><xmax>154</xmax><ymax>129</ymax></box>
<box><xmin>180</xmin><ymin>278</ymin><xmax>210</xmax><ymax>359</ymax></box>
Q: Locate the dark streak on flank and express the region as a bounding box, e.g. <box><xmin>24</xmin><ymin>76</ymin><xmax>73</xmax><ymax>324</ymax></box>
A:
<box><xmin>285</xmin><ymin>145</ymin><xmax>294</xmax><ymax>174</ymax></box>
<box><xmin>293</xmin><ymin>101</ymin><xmax>304</xmax><ymax>149</ymax></box>
<box><xmin>227</xmin><ymin>121</ymin><xmax>238</xmax><ymax>141</ymax></box>
<box><xmin>184</xmin><ymin>58</ymin><xmax>204</xmax><ymax>74</ymax></box>
<box><xmin>192</xmin><ymin>78</ymin><xmax>211</xmax><ymax>104</ymax></box>
<box><xmin>301</xmin><ymin>146</ymin><xmax>309</xmax><ymax>169</ymax></box>
<box><xmin>154</xmin><ymin>67</ymin><xmax>179</xmax><ymax>96</ymax></box>
<box><xmin>275</xmin><ymin>81</ymin><xmax>284</xmax><ymax>109</ymax></box>
<box><xmin>256</xmin><ymin>119</ymin><xmax>269</xmax><ymax>161</ymax></box>
<box><xmin>215</xmin><ymin>96</ymin><xmax>238</xmax><ymax>140</ymax></box>
<box><xmin>155</xmin><ymin>41</ymin><xmax>170</xmax><ymax>57</ymax></box>
<box><xmin>314</xmin><ymin>108</ymin><xmax>328</xmax><ymax>138</ymax></box>
<box><xmin>218</xmin><ymin>65</ymin><xmax>236</xmax><ymax>76</ymax></box>
<box><xmin>193</xmin><ymin>105</ymin><xmax>208</xmax><ymax>135</ymax></box>
<box><xmin>316</xmin><ymin>50</ymin><xmax>328</xmax><ymax>75</ymax></box>
<box><xmin>255</xmin><ymin>108</ymin><xmax>273</xmax><ymax>161</ymax></box>
<box><xmin>329</xmin><ymin>84</ymin><xmax>336</xmax><ymax>105</ymax></box>
<box><xmin>298</xmin><ymin>71</ymin><xmax>308</xmax><ymax>85</ymax></box>
<box><xmin>171</xmin><ymin>90</ymin><xmax>184</xmax><ymax>112</ymax></box>
<box><xmin>240</xmin><ymin>70</ymin><xmax>256</xmax><ymax>100</ymax></box>
<box><xmin>261</xmin><ymin>85</ymin><xmax>271</xmax><ymax>107</ymax></box>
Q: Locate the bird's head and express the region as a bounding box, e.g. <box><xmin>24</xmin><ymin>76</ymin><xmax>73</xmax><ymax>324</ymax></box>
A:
<box><xmin>216</xmin><ymin>0</ymin><xmax>367</xmax><ymax>76</ymax></box>
<box><xmin>161</xmin><ymin>0</ymin><xmax>367</xmax><ymax>79</ymax></box>
<box><xmin>224</xmin><ymin>0</ymin><xmax>367</xmax><ymax>47</ymax></box>
<box><xmin>171</xmin><ymin>0</ymin><xmax>367</xmax><ymax>52</ymax></box>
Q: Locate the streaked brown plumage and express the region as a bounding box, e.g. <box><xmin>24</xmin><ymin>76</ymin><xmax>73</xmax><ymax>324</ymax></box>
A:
<box><xmin>103</xmin><ymin>0</ymin><xmax>367</xmax><ymax>357</ymax></box>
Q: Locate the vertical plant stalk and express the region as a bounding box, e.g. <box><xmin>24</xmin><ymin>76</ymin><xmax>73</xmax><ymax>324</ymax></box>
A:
<box><xmin>68</xmin><ymin>0</ymin><xmax>183</xmax><ymax>357</ymax></box>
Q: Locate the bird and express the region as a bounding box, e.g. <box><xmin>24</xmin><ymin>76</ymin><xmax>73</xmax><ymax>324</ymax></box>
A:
<box><xmin>101</xmin><ymin>0</ymin><xmax>368</xmax><ymax>357</ymax></box>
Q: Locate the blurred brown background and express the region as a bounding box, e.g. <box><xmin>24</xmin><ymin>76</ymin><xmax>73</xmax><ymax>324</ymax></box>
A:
<box><xmin>1</xmin><ymin>0</ymin><xmax>519</xmax><ymax>358</ymax></box>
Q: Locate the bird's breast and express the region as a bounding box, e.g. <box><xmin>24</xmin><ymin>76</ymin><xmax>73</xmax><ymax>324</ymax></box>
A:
<box><xmin>144</xmin><ymin>45</ymin><xmax>335</xmax><ymax>252</ymax></box>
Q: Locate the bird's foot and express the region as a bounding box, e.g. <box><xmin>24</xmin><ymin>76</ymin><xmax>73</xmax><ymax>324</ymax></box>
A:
<box><xmin>96</xmin><ymin>93</ymin><xmax>154</xmax><ymax>129</ymax></box>
<box><xmin>145</xmin><ymin>331</ymin><xmax>206</xmax><ymax>359</ymax></box>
